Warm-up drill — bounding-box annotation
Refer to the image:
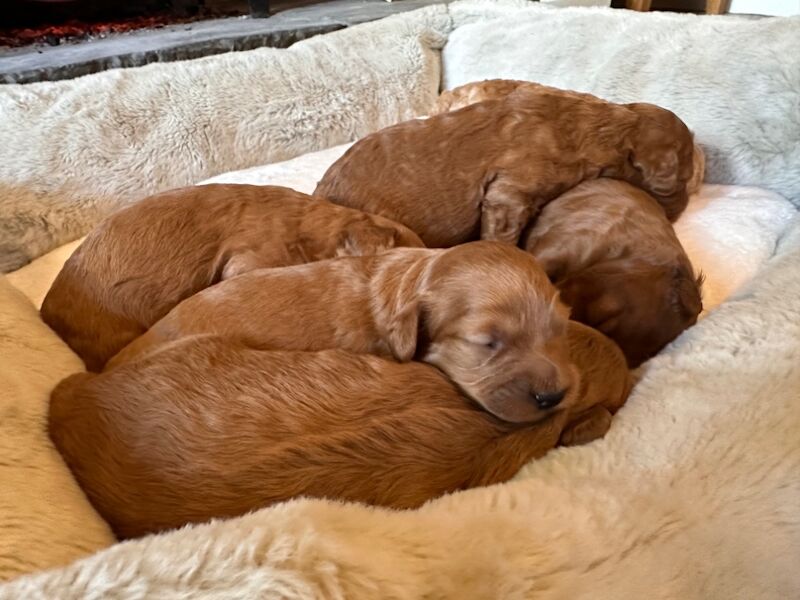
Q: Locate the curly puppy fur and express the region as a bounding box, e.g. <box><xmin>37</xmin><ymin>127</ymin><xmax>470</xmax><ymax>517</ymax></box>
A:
<box><xmin>316</xmin><ymin>81</ymin><xmax>695</xmax><ymax>248</ymax></box>
<box><xmin>435</xmin><ymin>79</ymin><xmax>706</xmax><ymax>195</ymax></box>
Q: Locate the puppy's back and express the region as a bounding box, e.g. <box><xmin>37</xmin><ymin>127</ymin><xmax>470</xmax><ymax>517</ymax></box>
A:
<box><xmin>434</xmin><ymin>79</ymin><xmax>602</xmax><ymax>114</ymax></box>
<box><xmin>435</xmin><ymin>79</ymin><xmax>532</xmax><ymax>113</ymax></box>
<box><xmin>41</xmin><ymin>185</ymin><xmax>290</xmax><ymax>370</ymax></box>
<box><xmin>51</xmin><ymin>337</ymin><xmax>554</xmax><ymax>539</ymax></box>
<box><xmin>41</xmin><ymin>184</ymin><xmax>421</xmax><ymax>371</ymax></box>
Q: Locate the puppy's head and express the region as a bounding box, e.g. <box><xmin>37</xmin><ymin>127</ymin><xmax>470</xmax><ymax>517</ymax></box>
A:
<box><xmin>336</xmin><ymin>213</ymin><xmax>424</xmax><ymax>257</ymax></box>
<box><xmin>557</xmin><ymin>259</ymin><xmax>703</xmax><ymax>368</ymax></box>
<box><xmin>622</xmin><ymin>103</ymin><xmax>696</xmax><ymax>220</ymax></box>
<box><xmin>384</xmin><ymin>241</ymin><xmax>577</xmax><ymax>423</ymax></box>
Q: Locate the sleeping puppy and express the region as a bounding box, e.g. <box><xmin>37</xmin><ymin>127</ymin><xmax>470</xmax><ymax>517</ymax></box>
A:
<box><xmin>315</xmin><ymin>81</ymin><xmax>696</xmax><ymax>248</ymax></box>
<box><xmin>108</xmin><ymin>241</ymin><xmax>575</xmax><ymax>424</ymax></box>
<box><xmin>522</xmin><ymin>179</ymin><xmax>704</xmax><ymax>367</ymax></box>
<box><xmin>41</xmin><ymin>184</ymin><xmax>423</xmax><ymax>371</ymax></box>
<box><xmin>434</xmin><ymin>79</ymin><xmax>706</xmax><ymax>196</ymax></box>
<box><xmin>49</xmin><ymin>322</ymin><xmax>631</xmax><ymax>539</ymax></box>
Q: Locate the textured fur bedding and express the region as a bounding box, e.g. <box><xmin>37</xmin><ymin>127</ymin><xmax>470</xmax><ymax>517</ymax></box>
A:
<box><xmin>1</xmin><ymin>1</ymin><xmax>799</xmax><ymax>595</ymax></box>
<box><xmin>0</xmin><ymin>279</ymin><xmax>114</xmax><ymax>582</ymax></box>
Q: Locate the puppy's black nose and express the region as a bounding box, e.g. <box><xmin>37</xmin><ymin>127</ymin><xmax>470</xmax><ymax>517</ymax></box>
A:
<box><xmin>533</xmin><ymin>389</ymin><xmax>567</xmax><ymax>410</ymax></box>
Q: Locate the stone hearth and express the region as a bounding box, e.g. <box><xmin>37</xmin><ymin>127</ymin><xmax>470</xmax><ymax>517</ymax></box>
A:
<box><xmin>0</xmin><ymin>0</ymin><xmax>446</xmax><ymax>84</ymax></box>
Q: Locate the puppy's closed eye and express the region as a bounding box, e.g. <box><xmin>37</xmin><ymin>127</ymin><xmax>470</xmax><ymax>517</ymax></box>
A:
<box><xmin>466</xmin><ymin>332</ymin><xmax>504</xmax><ymax>352</ymax></box>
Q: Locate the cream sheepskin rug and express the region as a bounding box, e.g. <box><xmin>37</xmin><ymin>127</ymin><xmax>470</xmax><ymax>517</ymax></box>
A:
<box><xmin>0</xmin><ymin>279</ymin><xmax>114</xmax><ymax>582</ymax></box>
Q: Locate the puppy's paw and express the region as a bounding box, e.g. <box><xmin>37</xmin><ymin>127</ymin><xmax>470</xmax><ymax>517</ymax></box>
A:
<box><xmin>559</xmin><ymin>405</ymin><xmax>613</xmax><ymax>447</ymax></box>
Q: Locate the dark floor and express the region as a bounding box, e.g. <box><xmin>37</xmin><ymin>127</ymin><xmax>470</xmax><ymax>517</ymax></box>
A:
<box><xmin>0</xmin><ymin>0</ymin><xmax>445</xmax><ymax>84</ymax></box>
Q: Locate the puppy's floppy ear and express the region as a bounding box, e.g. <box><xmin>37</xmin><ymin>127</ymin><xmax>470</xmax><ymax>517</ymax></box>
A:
<box><xmin>384</xmin><ymin>299</ymin><xmax>421</xmax><ymax>362</ymax></box>
<box><xmin>557</xmin><ymin>267</ymin><xmax>624</xmax><ymax>331</ymax></box>
<box><xmin>373</xmin><ymin>254</ymin><xmax>429</xmax><ymax>362</ymax></box>
<box><xmin>672</xmin><ymin>266</ymin><xmax>703</xmax><ymax>320</ymax></box>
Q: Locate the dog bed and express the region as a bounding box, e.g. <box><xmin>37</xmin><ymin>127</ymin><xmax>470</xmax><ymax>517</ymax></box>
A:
<box><xmin>1</xmin><ymin>1</ymin><xmax>799</xmax><ymax>597</ymax></box>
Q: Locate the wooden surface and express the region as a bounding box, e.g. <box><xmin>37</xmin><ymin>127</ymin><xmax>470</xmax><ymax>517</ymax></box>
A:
<box><xmin>705</xmin><ymin>0</ymin><xmax>732</xmax><ymax>14</ymax></box>
<box><xmin>626</xmin><ymin>0</ymin><xmax>730</xmax><ymax>12</ymax></box>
